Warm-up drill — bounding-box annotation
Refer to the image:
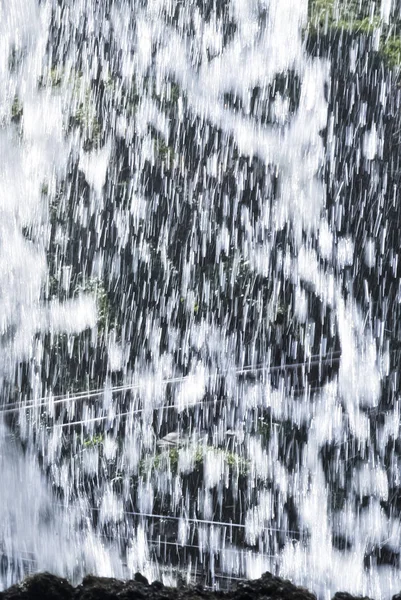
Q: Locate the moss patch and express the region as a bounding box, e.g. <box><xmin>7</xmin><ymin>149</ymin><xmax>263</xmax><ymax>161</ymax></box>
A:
<box><xmin>141</xmin><ymin>445</ymin><xmax>249</xmax><ymax>478</ymax></box>
<box><xmin>308</xmin><ymin>0</ymin><xmax>401</xmax><ymax>68</ymax></box>
<box><xmin>83</xmin><ymin>433</ymin><xmax>104</xmax><ymax>448</ymax></box>
<box><xmin>308</xmin><ymin>0</ymin><xmax>371</xmax><ymax>31</ymax></box>
<box><xmin>381</xmin><ymin>36</ymin><xmax>401</xmax><ymax>68</ymax></box>
<box><xmin>155</xmin><ymin>137</ymin><xmax>175</xmax><ymax>167</ymax></box>
<box><xmin>69</xmin><ymin>86</ymin><xmax>101</xmax><ymax>149</ymax></box>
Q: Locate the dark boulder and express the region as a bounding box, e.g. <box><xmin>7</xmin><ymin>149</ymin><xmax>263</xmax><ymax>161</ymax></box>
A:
<box><xmin>76</xmin><ymin>575</ymin><xmax>126</xmax><ymax>600</ymax></box>
<box><xmin>332</xmin><ymin>594</ymin><xmax>374</xmax><ymax>600</ymax></box>
<box><xmin>3</xmin><ymin>572</ymin><xmax>74</xmax><ymax>600</ymax></box>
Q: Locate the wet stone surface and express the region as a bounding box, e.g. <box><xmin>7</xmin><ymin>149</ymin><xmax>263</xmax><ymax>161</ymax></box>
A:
<box><xmin>0</xmin><ymin>571</ymin><xmax>358</xmax><ymax>600</ymax></box>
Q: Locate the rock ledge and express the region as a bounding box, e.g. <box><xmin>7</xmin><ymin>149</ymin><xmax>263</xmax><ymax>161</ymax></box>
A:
<box><xmin>0</xmin><ymin>571</ymin><xmax>392</xmax><ymax>600</ymax></box>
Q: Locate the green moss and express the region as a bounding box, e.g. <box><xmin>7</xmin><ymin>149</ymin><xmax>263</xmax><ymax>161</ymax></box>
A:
<box><xmin>180</xmin><ymin>296</ymin><xmax>202</xmax><ymax>315</ymax></box>
<box><xmin>224</xmin><ymin>450</ymin><xmax>249</xmax><ymax>474</ymax></box>
<box><xmin>308</xmin><ymin>0</ymin><xmax>381</xmax><ymax>35</ymax></box>
<box><xmin>168</xmin><ymin>83</ymin><xmax>180</xmax><ymax>105</ymax></box>
<box><xmin>155</xmin><ymin>137</ymin><xmax>175</xmax><ymax>167</ymax></box>
<box><xmin>83</xmin><ymin>433</ymin><xmax>104</xmax><ymax>448</ymax></box>
<box><xmin>140</xmin><ymin>445</ymin><xmax>249</xmax><ymax>477</ymax></box>
<box><xmin>308</xmin><ymin>0</ymin><xmax>401</xmax><ymax>68</ymax></box>
<box><xmin>308</xmin><ymin>0</ymin><xmax>336</xmax><ymax>31</ymax></box>
<box><xmin>169</xmin><ymin>447</ymin><xmax>179</xmax><ymax>468</ymax></box>
<box><xmin>308</xmin><ymin>0</ymin><xmax>378</xmax><ymax>30</ymax></box>
<box><xmin>194</xmin><ymin>447</ymin><xmax>204</xmax><ymax>467</ymax></box>
<box><xmin>50</xmin><ymin>68</ymin><xmax>63</xmax><ymax>87</ymax></box>
<box><xmin>380</xmin><ymin>36</ymin><xmax>401</xmax><ymax>68</ymax></box>
<box><xmin>38</xmin><ymin>68</ymin><xmax>63</xmax><ymax>88</ymax></box>
<box><xmin>70</xmin><ymin>87</ymin><xmax>101</xmax><ymax>149</ymax></box>
<box><xmin>140</xmin><ymin>447</ymin><xmax>180</xmax><ymax>475</ymax></box>
<box><xmin>349</xmin><ymin>16</ymin><xmax>381</xmax><ymax>34</ymax></box>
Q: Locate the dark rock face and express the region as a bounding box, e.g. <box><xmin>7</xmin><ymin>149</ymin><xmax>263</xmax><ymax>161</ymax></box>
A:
<box><xmin>2</xmin><ymin>570</ymin><xmax>393</xmax><ymax>600</ymax></box>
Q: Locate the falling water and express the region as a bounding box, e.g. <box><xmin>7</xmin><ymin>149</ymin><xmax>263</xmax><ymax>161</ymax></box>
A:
<box><xmin>1</xmin><ymin>0</ymin><xmax>401</xmax><ymax>597</ymax></box>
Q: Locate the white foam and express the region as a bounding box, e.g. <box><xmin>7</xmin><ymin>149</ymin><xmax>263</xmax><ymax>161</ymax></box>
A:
<box><xmin>381</xmin><ymin>0</ymin><xmax>392</xmax><ymax>25</ymax></box>
<box><xmin>176</xmin><ymin>362</ymin><xmax>207</xmax><ymax>412</ymax></box>
<box><xmin>363</xmin><ymin>124</ymin><xmax>378</xmax><ymax>160</ymax></box>
<box><xmin>79</xmin><ymin>142</ymin><xmax>111</xmax><ymax>198</ymax></box>
<box><xmin>364</xmin><ymin>237</ymin><xmax>376</xmax><ymax>268</ymax></box>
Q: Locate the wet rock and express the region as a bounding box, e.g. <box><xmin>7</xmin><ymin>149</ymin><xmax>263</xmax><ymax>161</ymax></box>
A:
<box><xmin>150</xmin><ymin>581</ymin><xmax>164</xmax><ymax>590</ymax></box>
<box><xmin>332</xmin><ymin>594</ymin><xmax>374</xmax><ymax>600</ymax></box>
<box><xmin>0</xmin><ymin>572</ymin><xmax>314</xmax><ymax>600</ymax></box>
<box><xmin>1</xmin><ymin>571</ymin><xmax>394</xmax><ymax>600</ymax></box>
<box><xmin>134</xmin><ymin>573</ymin><xmax>149</xmax><ymax>586</ymax></box>
<box><xmin>3</xmin><ymin>572</ymin><xmax>74</xmax><ymax>600</ymax></box>
<box><xmin>363</xmin><ymin>544</ymin><xmax>400</xmax><ymax>569</ymax></box>
<box><xmin>232</xmin><ymin>573</ymin><xmax>316</xmax><ymax>600</ymax></box>
<box><xmin>77</xmin><ymin>575</ymin><xmax>126</xmax><ymax>600</ymax></box>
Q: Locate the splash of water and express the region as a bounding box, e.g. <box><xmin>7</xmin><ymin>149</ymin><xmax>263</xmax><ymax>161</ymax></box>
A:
<box><xmin>0</xmin><ymin>0</ymin><xmax>400</xmax><ymax>598</ymax></box>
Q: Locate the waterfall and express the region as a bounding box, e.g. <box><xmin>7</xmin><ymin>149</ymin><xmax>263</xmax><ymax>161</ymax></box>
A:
<box><xmin>0</xmin><ymin>0</ymin><xmax>400</xmax><ymax>598</ymax></box>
